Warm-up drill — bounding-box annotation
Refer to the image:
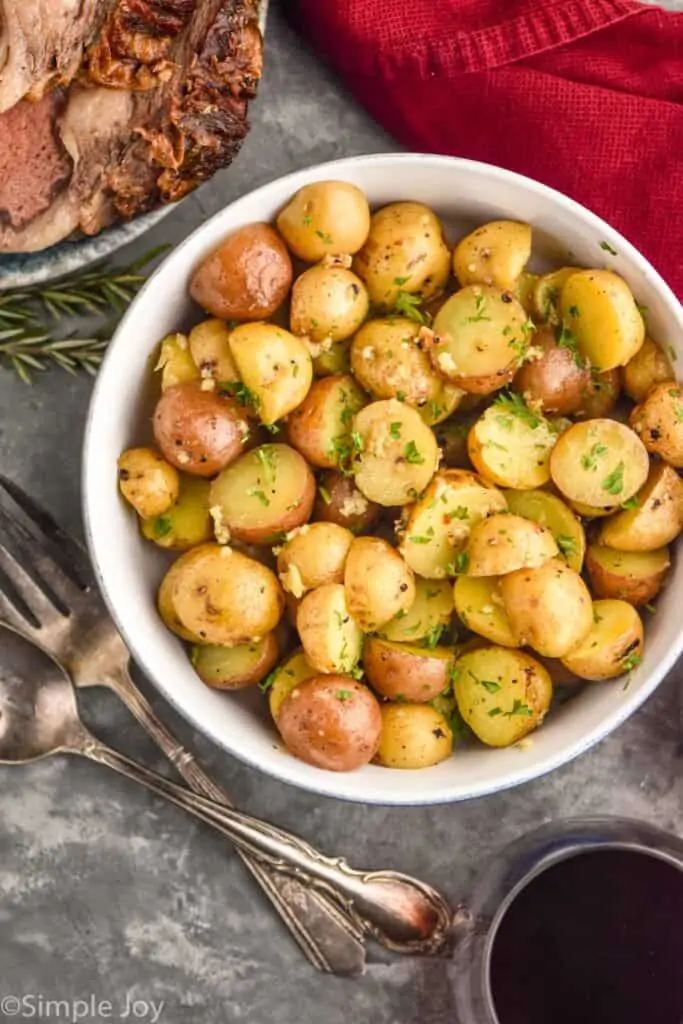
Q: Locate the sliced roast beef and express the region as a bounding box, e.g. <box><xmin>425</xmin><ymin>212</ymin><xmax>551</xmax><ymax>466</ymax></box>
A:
<box><xmin>0</xmin><ymin>0</ymin><xmax>262</xmax><ymax>253</ymax></box>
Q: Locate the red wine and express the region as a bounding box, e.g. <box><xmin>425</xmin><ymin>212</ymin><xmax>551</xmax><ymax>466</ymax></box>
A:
<box><xmin>489</xmin><ymin>849</ymin><xmax>683</xmax><ymax>1024</ymax></box>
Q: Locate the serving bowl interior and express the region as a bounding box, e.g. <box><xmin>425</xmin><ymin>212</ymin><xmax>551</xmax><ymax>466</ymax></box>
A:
<box><xmin>83</xmin><ymin>153</ymin><xmax>683</xmax><ymax>804</ymax></box>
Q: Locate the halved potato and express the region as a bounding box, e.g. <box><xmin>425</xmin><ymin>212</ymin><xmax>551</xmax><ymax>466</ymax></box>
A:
<box><xmin>514</xmin><ymin>325</ymin><xmax>590</xmax><ymax>416</ymax></box>
<box><xmin>267</xmin><ymin>648</ymin><xmax>318</xmax><ymax>721</ymax></box>
<box><xmin>363</xmin><ymin>637</ymin><xmax>454</xmax><ymax>702</ymax></box>
<box><xmin>561</xmin><ymin>600</ymin><xmax>644</xmax><ymax>681</ymax></box>
<box><xmin>630</xmin><ymin>381</ymin><xmax>683</xmax><ymax>467</ymax></box>
<box><xmin>118</xmin><ymin>447</ymin><xmax>179</xmax><ymax>520</ymax></box>
<box><xmin>466</xmin><ymin>514</ymin><xmax>558</xmax><ymax>577</ymax></box>
<box><xmin>141</xmin><ymin>475</ymin><xmax>212</xmax><ymax>550</ymax></box>
<box><xmin>296</xmin><ymin>583</ymin><xmax>364</xmax><ymax>674</ymax></box>
<box><xmin>585</xmin><ymin>544</ymin><xmax>670</xmax><ymax>606</ymax></box>
<box><xmin>400</xmin><ymin>469</ymin><xmax>507</xmax><ymax>579</ymax></box>
<box><xmin>188</xmin><ymin>319</ymin><xmax>240</xmax><ymax>382</ymax></box>
<box><xmin>228</xmin><ymin>322</ymin><xmax>313</xmax><ymax>424</ymax></box>
<box><xmin>550</xmin><ymin>419</ymin><xmax>649</xmax><ymax>508</ymax></box>
<box><xmin>344</xmin><ymin>537</ymin><xmax>415</xmax><ymax>631</ymax></box>
<box><xmin>191</xmin><ymin>634</ymin><xmax>279</xmax><ymax>690</ymax></box>
<box><xmin>155</xmin><ymin>332</ymin><xmax>200</xmax><ymax>390</ymax></box>
<box><xmin>313</xmin><ymin>339</ymin><xmax>352</xmax><ymax>377</ymax></box>
<box><xmin>503</xmin><ymin>488</ymin><xmax>585</xmax><ymax>572</ymax></box>
<box><xmin>621</xmin><ymin>337</ymin><xmax>674</xmax><ymax>404</ymax></box>
<box><xmin>277</xmin><ymin>522</ymin><xmax>353</xmax><ymax>597</ymax></box>
<box><xmin>286</xmin><ymin>373</ymin><xmax>367</xmax><ymax>469</ymax></box>
<box><xmin>379</xmin><ymin>578</ymin><xmax>453</xmax><ymax>643</ymax></box>
<box><xmin>500</xmin><ymin>558</ymin><xmax>593</xmax><ymax>658</ymax></box>
<box><xmin>532</xmin><ymin>267</ymin><xmax>580</xmax><ymax>323</ymax></box>
<box><xmin>598</xmin><ymin>462</ymin><xmax>683</xmax><ymax>551</ymax></box>
<box><xmin>352</xmin><ymin>399</ymin><xmax>440</xmax><ymax>506</ymax></box>
<box><xmin>374</xmin><ymin>703</ymin><xmax>454</xmax><ymax>768</ymax></box>
<box><xmin>453</xmin><ymin>646</ymin><xmax>552</xmax><ymax>747</ymax></box>
<box><xmin>452</xmin><ymin>220</ymin><xmax>532</xmax><ymax>292</ymax></box>
<box><xmin>467</xmin><ymin>394</ymin><xmax>558</xmax><ymax>489</ymax></box>
<box><xmin>453</xmin><ymin>576</ymin><xmax>517</xmax><ymax>647</ymax></box>
<box><xmin>559</xmin><ymin>270</ymin><xmax>645</xmax><ymax>370</ymax></box>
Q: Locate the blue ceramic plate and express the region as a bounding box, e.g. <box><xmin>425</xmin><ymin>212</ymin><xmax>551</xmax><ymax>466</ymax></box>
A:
<box><xmin>0</xmin><ymin>0</ymin><xmax>268</xmax><ymax>292</ymax></box>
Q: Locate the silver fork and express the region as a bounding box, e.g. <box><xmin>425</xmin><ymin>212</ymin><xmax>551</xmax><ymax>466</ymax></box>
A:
<box><xmin>0</xmin><ymin>475</ymin><xmax>366</xmax><ymax>976</ymax></box>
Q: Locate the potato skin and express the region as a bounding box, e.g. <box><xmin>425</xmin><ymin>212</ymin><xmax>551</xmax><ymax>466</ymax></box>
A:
<box><xmin>630</xmin><ymin>381</ymin><xmax>683</xmax><ymax>466</ymax></box>
<box><xmin>453</xmin><ymin>220</ymin><xmax>531</xmax><ymax>292</ymax></box>
<box><xmin>561</xmin><ymin>600</ymin><xmax>644</xmax><ymax>681</ymax></box>
<box><xmin>188</xmin><ymin>319</ymin><xmax>240</xmax><ymax>382</ymax></box>
<box><xmin>344</xmin><ymin>536</ymin><xmax>415</xmax><ymax>631</ymax></box>
<box><xmin>598</xmin><ymin>462</ymin><xmax>683</xmax><ymax>551</ymax></box>
<box><xmin>574</xmin><ymin>367</ymin><xmax>621</xmax><ymax>419</ymax></box>
<box><xmin>286</xmin><ymin>374</ymin><xmax>366</xmax><ymax>469</ymax></box>
<box><xmin>153</xmin><ymin>381</ymin><xmax>248</xmax><ymax>477</ymax></box>
<box><xmin>500</xmin><ymin>558</ymin><xmax>593</xmax><ymax>658</ymax></box>
<box><xmin>363</xmin><ymin>637</ymin><xmax>454</xmax><ymax>702</ymax></box>
<box><xmin>559</xmin><ymin>269</ymin><xmax>645</xmax><ymax>371</ymax></box>
<box><xmin>514</xmin><ymin>326</ymin><xmax>590</xmax><ymax>415</ymax></box>
<box><xmin>228</xmin><ymin>323</ymin><xmax>313</xmax><ymax>425</ymax></box>
<box><xmin>118</xmin><ymin>447</ymin><xmax>179</xmax><ymax>519</ymax></box>
<box><xmin>267</xmin><ymin>648</ymin><xmax>318</xmax><ymax>721</ymax></box>
<box><xmin>374</xmin><ymin>703</ymin><xmax>453</xmax><ymax>769</ymax></box>
<box><xmin>621</xmin><ymin>337</ymin><xmax>674</xmax><ymax>403</ymax></box>
<box><xmin>277</xmin><ymin>676</ymin><xmax>382</xmax><ymax>771</ymax></box>
<box><xmin>141</xmin><ymin>474</ymin><xmax>213</xmax><ymax>550</ymax></box>
<box><xmin>313</xmin><ymin>471</ymin><xmax>381</xmax><ymax>534</ymax></box>
<box><xmin>156</xmin><ymin>332</ymin><xmax>200</xmax><ymax>391</ymax></box>
<box><xmin>191</xmin><ymin>633</ymin><xmax>279</xmax><ymax>690</ymax></box>
<box><xmin>297</xmin><ymin>583</ymin><xmax>363</xmax><ymax>674</ymax></box>
<box><xmin>290</xmin><ymin>265</ymin><xmax>369</xmax><ymax>343</ymax></box>
<box><xmin>189</xmin><ymin>223</ymin><xmax>292</xmax><ymax>321</ymax></box>
<box><xmin>503</xmin><ymin>488</ymin><xmax>585</xmax><ymax>572</ymax></box>
<box><xmin>276</xmin><ymin>181</ymin><xmax>371</xmax><ymax>262</ymax></box>
<box><xmin>585</xmin><ymin>544</ymin><xmax>670</xmax><ymax>606</ymax></box>
<box><xmin>277</xmin><ymin>522</ymin><xmax>353</xmax><ymax>597</ymax></box>
<box><xmin>466</xmin><ymin>514</ymin><xmax>558</xmax><ymax>577</ymax></box>
<box><xmin>157</xmin><ymin>550</ymin><xmax>205</xmax><ymax>643</ymax></box>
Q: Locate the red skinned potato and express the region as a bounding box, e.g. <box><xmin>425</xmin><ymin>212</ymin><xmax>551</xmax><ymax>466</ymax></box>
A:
<box><xmin>153</xmin><ymin>381</ymin><xmax>249</xmax><ymax>476</ymax></box>
<box><xmin>189</xmin><ymin>223</ymin><xmax>292</xmax><ymax>321</ymax></box>
<box><xmin>313</xmin><ymin>471</ymin><xmax>382</xmax><ymax>534</ymax></box>
<box><xmin>276</xmin><ymin>676</ymin><xmax>382</xmax><ymax>771</ymax></box>
<box><xmin>514</xmin><ymin>326</ymin><xmax>590</xmax><ymax>415</ymax></box>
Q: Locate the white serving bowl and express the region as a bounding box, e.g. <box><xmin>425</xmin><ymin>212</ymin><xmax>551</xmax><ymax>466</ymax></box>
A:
<box><xmin>83</xmin><ymin>153</ymin><xmax>683</xmax><ymax>805</ymax></box>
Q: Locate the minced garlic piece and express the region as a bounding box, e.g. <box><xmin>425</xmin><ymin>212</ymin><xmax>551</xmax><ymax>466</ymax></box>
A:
<box><xmin>210</xmin><ymin>505</ymin><xmax>231</xmax><ymax>545</ymax></box>
<box><xmin>339</xmin><ymin>491</ymin><xmax>369</xmax><ymax>517</ymax></box>
<box><xmin>437</xmin><ymin>352</ymin><xmax>458</xmax><ymax>375</ymax></box>
<box><xmin>279</xmin><ymin>563</ymin><xmax>306</xmax><ymax>599</ymax></box>
<box><xmin>361</xmin><ymin>346</ymin><xmax>376</xmax><ymax>360</ymax></box>
<box><xmin>322</xmin><ymin>253</ymin><xmax>353</xmax><ymax>269</ymax></box>
<box><xmin>200</xmin><ymin>377</ymin><xmax>216</xmax><ymax>391</ymax></box>
<box><xmin>176</xmin><ymin>450</ymin><xmax>190</xmax><ymax>465</ymax></box>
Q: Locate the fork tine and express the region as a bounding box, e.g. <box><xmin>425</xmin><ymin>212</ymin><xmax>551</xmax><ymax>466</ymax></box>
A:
<box><xmin>0</xmin><ymin>537</ymin><xmax>67</xmax><ymax>630</ymax></box>
<box><xmin>0</xmin><ymin>588</ymin><xmax>44</xmax><ymax>641</ymax></box>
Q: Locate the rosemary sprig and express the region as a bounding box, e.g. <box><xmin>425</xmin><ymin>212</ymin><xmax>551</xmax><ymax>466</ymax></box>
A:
<box><xmin>0</xmin><ymin>245</ymin><xmax>168</xmax><ymax>382</ymax></box>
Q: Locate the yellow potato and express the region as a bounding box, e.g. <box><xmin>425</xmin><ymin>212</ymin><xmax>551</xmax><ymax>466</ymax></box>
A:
<box><xmin>188</xmin><ymin>319</ymin><xmax>240</xmax><ymax>382</ymax></box>
<box><xmin>191</xmin><ymin>634</ymin><xmax>279</xmax><ymax>690</ymax></box>
<box><xmin>561</xmin><ymin>600</ymin><xmax>644</xmax><ymax>681</ymax></box>
<box><xmin>630</xmin><ymin>381</ymin><xmax>683</xmax><ymax>467</ymax></box>
<box><xmin>296</xmin><ymin>582</ymin><xmax>364</xmax><ymax>674</ymax></box>
<box><xmin>515</xmin><ymin>271</ymin><xmax>539</xmax><ymax>317</ymax></box>
<box><xmin>353</xmin><ymin>202</ymin><xmax>450</xmax><ymax>308</ymax></box>
<box><xmin>289</xmin><ymin>264</ymin><xmax>370</xmax><ymax>343</ymax></box>
<box><xmin>312</xmin><ymin>339</ymin><xmax>352</xmax><ymax>377</ymax></box>
<box><xmin>598</xmin><ymin>462</ymin><xmax>683</xmax><ymax>551</ymax></box>
<box><xmin>118</xmin><ymin>447</ymin><xmax>179</xmax><ymax>520</ymax></box>
<box><xmin>585</xmin><ymin>544</ymin><xmax>670</xmax><ymax>607</ymax></box>
<box><xmin>155</xmin><ymin>332</ymin><xmax>200</xmax><ymax>390</ymax></box>
<box><xmin>157</xmin><ymin>550</ymin><xmax>205</xmax><ymax>643</ymax></box>
<box><xmin>453</xmin><ymin>576</ymin><xmax>517</xmax><ymax>647</ymax></box>
<box><xmin>363</xmin><ymin>638</ymin><xmax>455</xmax><ymax>702</ymax></box>
<box><xmin>400</xmin><ymin>469</ymin><xmax>507</xmax><ymax>579</ymax></box>
<box><xmin>467</xmin><ymin>394</ymin><xmax>558</xmax><ymax>489</ymax></box>
<box><xmin>343</xmin><ymin>537</ymin><xmax>415</xmax><ymax>631</ymax></box>
<box><xmin>466</xmin><ymin>514</ymin><xmax>558</xmax><ymax>577</ymax></box>
<box><xmin>374</xmin><ymin>704</ymin><xmax>453</xmax><ymax>768</ymax></box>
<box><xmin>141</xmin><ymin>474</ymin><xmax>212</xmax><ymax>550</ymax></box>
<box><xmin>453</xmin><ymin>220</ymin><xmax>532</xmax><ymax>291</ymax></box>
<box><xmin>379</xmin><ymin>578</ymin><xmax>453</xmax><ymax>643</ymax></box>
<box><xmin>277</xmin><ymin>522</ymin><xmax>353</xmax><ymax>597</ymax></box>
<box><xmin>286</xmin><ymin>373</ymin><xmax>367</xmax><ymax>470</ymax></box>
<box><xmin>352</xmin><ymin>399</ymin><xmax>439</xmax><ymax>506</ymax></box>
<box><xmin>559</xmin><ymin>270</ymin><xmax>645</xmax><ymax>370</ymax></box>
<box><xmin>276</xmin><ymin>181</ymin><xmax>371</xmax><ymax>262</ymax></box>
<box><xmin>532</xmin><ymin>267</ymin><xmax>580</xmax><ymax>324</ymax></box>
<box><xmin>500</xmin><ymin>558</ymin><xmax>593</xmax><ymax>658</ymax></box>
<box><xmin>550</xmin><ymin>419</ymin><xmax>649</xmax><ymax>508</ymax></box>
<box><xmin>228</xmin><ymin>322</ymin><xmax>313</xmax><ymax>424</ymax></box>
<box><xmin>453</xmin><ymin>646</ymin><xmax>552</xmax><ymax>747</ymax></box>
<box><xmin>267</xmin><ymin>648</ymin><xmax>318</xmax><ymax>721</ymax></box>
<box><xmin>621</xmin><ymin>337</ymin><xmax>674</xmax><ymax>403</ymax></box>
<box><xmin>503</xmin><ymin>488</ymin><xmax>585</xmax><ymax>572</ymax></box>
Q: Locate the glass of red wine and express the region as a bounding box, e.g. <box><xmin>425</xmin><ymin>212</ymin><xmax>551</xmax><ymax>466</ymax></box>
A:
<box><xmin>452</xmin><ymin>817</ymin><xmax>683</xmax><ymax>1024</ymax></box>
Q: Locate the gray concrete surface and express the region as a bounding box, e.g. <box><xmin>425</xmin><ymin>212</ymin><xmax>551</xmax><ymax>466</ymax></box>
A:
<box><xmin>0</xmin><ymin>3</ymin><xmax>681</xmax><ymax>1022</ymax></box>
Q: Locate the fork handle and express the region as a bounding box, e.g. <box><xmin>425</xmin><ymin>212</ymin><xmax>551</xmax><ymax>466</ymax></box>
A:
<box><xmin>102</xmin><ymin>666</ymin><xmax>365</xmax><ymax>975</ymax></box>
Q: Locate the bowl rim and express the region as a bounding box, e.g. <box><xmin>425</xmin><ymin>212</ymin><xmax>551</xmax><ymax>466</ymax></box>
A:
<box><xmin>82</xmin><ymin>151</ymin><xmax>683</xmax><ymax>804</ymax></box>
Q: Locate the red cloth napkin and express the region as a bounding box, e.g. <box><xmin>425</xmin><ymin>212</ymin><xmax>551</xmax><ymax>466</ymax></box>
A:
<box><xmin>286</xmin><ymin>0</ymin><xmax>683</xmax><ymax>301</ymax></box>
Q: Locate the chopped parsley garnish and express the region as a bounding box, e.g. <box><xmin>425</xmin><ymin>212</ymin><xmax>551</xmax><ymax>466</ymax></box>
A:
<box><xmin>259</xmin><ymin>670</ymin><xmax>277</xmax><ymax>693</ymax></box>
<box><xmin>390</xmin><ymin>422</ymin><xmax>402</xmax><ymax>439</ymax></box>
<box><xmin>393</xmin><ymin>276</ymin><xmax>411</xmax><ymax>286</ymax></box>
<box><xmin>263</xmin><ymin>422</ymin><xmax>281</xmax><ymax>434</ymax></box>
<box><xmin>488</xmin><ymin>707</ymin><xmax>503</xmax><ymax>717</ymax></box>
<box><xmin>396</xmin><ymin>390</ymin><xmax>407</xmax><ymax>402</ymax></box>
<box><xmin>464</xmin><ymin>292</ymin><xmax>491</xmax><ymax>324</ymax></box>
<box><xmin>318</xmin><ymin>484</ymin><xmax>332</xmax><ymax>505</ymax></box>
<box><xmin>581</xmin><ymin>442</ymin><xmax>608</xmax><ymax>471</ymax></box>
<box><xmin>448</xmin><ymin>551</ymin><xmax>470</xmax><ymax>575</ymax></box>
<box><xmin>668</xmin><ymin>389</ymin><xmax>683</xmax><ymax>422</ymax></box>
<box><xmin>422</xmin><ymin>625</ymin><xmax>445</xmax><ymax>649</ymax></box>
<box><xmin>409</xmin><ymin>535</ymin><xmax>432</xmax><ymax>544</ymax></box>
<box><xmin>621</xmin><ymin>652</ymin><xmax>642</xmax><ymax>673</ymax></box>
<box><xmin>395</xmin><ymin>291</ymin><xmax>429</xmax><ymax>325</ymax></box>
<box><xmin>336</xmin><ymin>690</ymin><xmax>353</xmax><ymax>702</ymax></box>
<box><xmin>568</xmin><ymin>305</ymin><xmax>581</xmax><ymax>318</ymax></box>
<box><xmin>447</xmin><ymin>506</ymin><xmax>469</xmax><ymax>521</ymax></box>
<box><xmin>219</xmin><ymin>380</ymin><xmax>259</xmax><ymax>408</ymax></box>
<box><xmin>621</xmin><ymin>496</ymin><xmax>639</xmax><ymax>511</ymax></box>
<box><xmin>302</xmin><ymin>214</ymin><xmax>313</xmax><ymax>226</ymax></box>
<box><xmin>247</xmin><ymin>488</ymin><xmax>270</xmax><ymax>506</ymax></box>
<box><xmin>315</xmin><ymin>230</ymin><xmax>334</xmax><ymax>244</ymax></box>
<box><xmin>504</xmin><ymin>700</ymin><xmax>534</xmax><ymax>718</ymax></box>
<box><xmin>643</xmin><ymin>603</ymin><xmax>657</xmax><ymax>615</ymax></box>
<box><xmin>428</xmin><ymin>401</ymin><xmax>446</xmax><ymax>422</ymax></box>
<box><xmin>153</xmin><ymin>515</ymin><xmax>173</xmax><ymax>539</ymax></box>
<box><xmin>601</xmin><ymin>461</ymin><xmax>625</xmax><ymax>496</ymax></box>
<box><xmin>404</xmin><ymin>441</ymin><xmax>425</xmax><ymax>464</ymax></box>
<box><xmin>556</xmin><ymin>323</ymin><xmax>585</xmax><ymax>367</ymax></box>
<box><xmin>556</xmin><ymin>535</ymin><xmax>577</xmax><ymax>559</ymax></box>
<box><xmin>493</xmin><ymin>390</ymin><xmax>542</xmax><ymax>430</ymax></box>
<box><xmin>466</xmin><ymin>670</ymin><xmax>501</xmax><ymax>694</ymax></box>
<box><xmin>600</xmin><ymin>241</ymin><xmax>618</xmax><ymax>256</ymax></box>
<box><xmin>256</xmin><ymin>445</ymin><xmax>277</xmax><ymax>482</ymax></box>
<box><xmin>668</xmin><ymin>344</ymin><xmax>677</xmax><ymax>362</ymax></box>
<box><xmin>351</xmin><ymin>431</ymin><xmax>365</xmax><ymax>453</ymax></box>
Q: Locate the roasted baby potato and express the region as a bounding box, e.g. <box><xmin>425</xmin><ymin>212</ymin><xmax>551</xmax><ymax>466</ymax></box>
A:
<box><xmin>379</xmin><ymin>578</ymin><xmax>453</xmax><ymax>643</ymax></box>
<box><xmin>363</xmin><ymin>637</ymin><xmax>454</xmax><ymax>703</ymax></box>
<box><xmin>312</xmin><ymin>339</ymin><xmax>352</xmax><ymax>377</ymax></box>
<box><xmin>267</xmin><ymin>648</ymin><xmax>318</xmax><ymax>721</ymax></box>
<box><xmin>374</xmin><ymin>703</ymin><xmax>453</xmax><ymax>769</ymax></box>
<box><xmin>467</xmin><ymin>394</ymin><xmax>558</xmax><ymax>489</ymax></box>
<box><xmin>191</xmin><ymin>634</ymin><xmax>279</xmax><ymax>690</ymax></box>
<box><xmin>559</xmin><ymin>270</ymin><xmax>645</xmax><ymax>370</ymax></box>
<box><xmin>400</xmin><ymin>469</ymin><xmax>507</xmax><ymax>579</ymax></box>
<box><xmin>532</xmin><ymin>267</ymin><xmax>579</xmax><ymax>323</ymax></box>
<box><xmin>352</xmin><ymin>399</ymin><xmax>440</xmax><ymax>506</ymax></box>
<box><xmin>290</xmin><ymin>264</ymin><xmax>369</xmax><ymax>342</ymax></box>
<box><xmin>277</xmin><ymin>676</ymin><xmax>382</xmax><ymax>772</ymax></box>
<box><xmin>168</xmin><ymin>544</ymin><xmax>284</xmax><ymax>646</ymax></box>
<box><xmin>209</xmin><ymin>443</ymin><xmax>315</xmax><ymax>545</ymax></box>
<box><xmin>585</xmin><ymin>544</ymin><xmax>670</xmax><ymax>606</ymax></box>
<box><xmin>277</xmin><ymin>522</ymin><xmax>353</xmax><ymax>597</ymax></box>
<box><xmin>344</xmin><ymin>536</ymin><xmax>415</xmax><ymax>631</ymax></box>
<box><xmin>453</xmin><ymin>220</ymin><xmax>532</xmax><ymax>292</ymax></box>
<box><xmin>430</xmin><ymin>286</ymin><xmax>530</xmax><ymax>393</ymax></box>
<box><xmin>621</xmin><ymin>337</ymin><xmax>674</xmax><ymax>403</ymax></box>
<box><xmin>514</xmin><ymin>325</ymin><xmax>590</xmax><ymax>415</ymax></box>
<box><xmin>228</xmin><ymin>323</ymin><xmax>313</xmax><ymax>425</ymax></box>
<box><xmin>503</xmin><ymin>488</ymin><xmax>585</xmax><ymax>572</ymax></box>
<box><xmin>153</xmin><ymin>381</ymin><xmax>249</xmax><ymax>476</ymax></box>
<box><xmin>630</xmin><ymin>381</ymin><xmax>683</xmax><ymax>466</ymax></box>
<box><xmin>141</xmin><ymin>475</ymin><xmax>212</xmax><ymax>550</ymax></box>
<box><xmin>188</xmin><ymin>319</ymin><xmax>240</xmax><ymax>382</ymax></box>
<box><xmin>155</xmin><ymin>332</ymin><xmax>200</xmax><ymax>391</ymax></box>
<box><xmin>466</xmin><ymin>514</ymin><xmax>558</xmax><ymax>577</ymax></box>
<box><xmin>561</xmin><ymin>600</ymin><xmax>644</xmax><ymax>681</ymax></box>
<box><xmin>500</xmin><ymin>558</ymin><xmax>593</xmax><ymax>658</ymax></box>
<box><xmin>313</xmin><ymin>471</ymin><xmax>381</xmax><ymax>534</ymax></box>
<box><xmin>157</xmin><ymin>550</ymin><xmax>205</xmax><ymax>643</ymax></box>
<box><xmin>574</xmin><ymin>367</ymin><xmax>621</xmax><ymax>420</ymax></box>
<box><xmin>598</xmin><ymin>462</ymin><xmax>683</xmax><ymax>551</ymax></box>
<box><xmin>276</xmin><ymin>181</ymin><xmax>371</xmax><ymax>262</ymax></box>
<box><xmin>189</xmin><ymin>223</ymin><xmax>292</xmax><ymax>321</ymax></box>
<box><xmin>118</xmin><ymin>447</ymin><xmax>179</xmax><ymax>520</ymax></box>
<box><xmin>353</xmin><ymin>201</ymin><xmax>450</xmax><ymax>308</ymax></box>
<box><xmin>433</xmin><ymin>415</ymin><xmax>477</xmax><ymax>469</ymax></box>
<box><xmin>286</xmin><ymin>373</ymin><xmax>366</xmax><ymax>469</ymax></box>
<box><xmin>453</xmin><ymin>576</ymin><xmax>517</xmax><ymax>647</ymax></box>
<box><xmin>549</xmin><ymin>419</ymin><xmax>649</xmax><ymax>508</ymax></box>
<box><xmin>297</xmin><ymin>583</ymin><xmax>363</xmax><ymax>674</ymax></box>
<box><xmin>453</xmin><ymin>646</ymin><xmax>552</xmax><ymax>747</ymax></box>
